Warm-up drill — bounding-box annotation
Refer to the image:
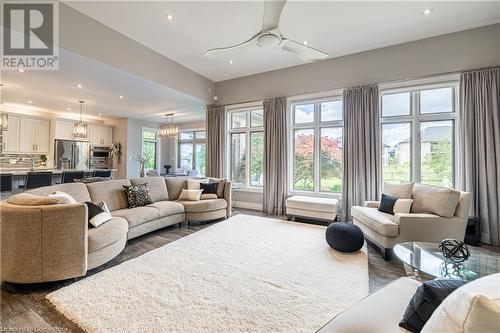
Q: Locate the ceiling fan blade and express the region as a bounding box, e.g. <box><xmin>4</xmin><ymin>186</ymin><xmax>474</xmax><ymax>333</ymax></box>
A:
<box><xmin>204</xmin><ymin>34</ymin><xmax>259</xmax><ymax>59</ymax></box>
<box><xmin>281</xmin><ymin>38</ymin><xmax>328</xmax><ymax>63</ymax></box>
<box><xmin>262</xmin><ymin>0</ymin><xmax>287</xmax><ymax>31</ymax></box>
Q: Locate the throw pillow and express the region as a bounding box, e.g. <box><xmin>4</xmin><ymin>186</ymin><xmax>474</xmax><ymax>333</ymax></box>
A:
<box><xmin>48</xmin><ymin>191</ymin><xmax>78</xmax><ymax>204</ymax></box>
<box><xmin>178</xmin><ymin>189</ymin><xmax>203</xmax><ymax>201</ymax></box>
<box><xmin>200</xmin><ymin>182</ymin><xmax>218</xmax><ymax>194</ymax></box>
<box><xmin>422</xmin><ymin>273</ymin><xmax>500</xmax><ymax>333</ymax></box>
<box><xmin>187</xmin><ymin>178</ymin><xmax>209</xmax><ymax>190</ymax></box>
<box><xmin>383</xmin><ymin>181</ymin><xmax>414</xmax><ymax>199</ymax></box>
<box><xmin>201</xmin><ymin>193</ymin><xmax>218</xmax><ymax>200</ymax></box>
<box><xmin>209</xmin><ymin>178</ymin><xmax>225</xmax><ymax>198</ymax></box>
<box><xmin>85</xmin><ymin>201</ymin><xmax>112</xmax><ymax>227</ymax></box>
<box><xmin>393</xmin><ymin>199</ymin><xmax>414</xmax><ymax>214</ymax></box>
<box><xmin>378</xmin><ymin>194</ymin><xmax>398</xmax><ymax>214</ymax></box>
<box><xmin>7</xmin><ymin>193</ymin><xmax>59</xmax><ymax>206</ymax></box>
<box><xmin>400</xmin><ymin>279</ymin><xmax>467</xmax><ymax>333</ymax></box>
<box><xmin>122</xmin><ymin>183</ymin><xmax>153</xmax><ymax>208</ymax></box>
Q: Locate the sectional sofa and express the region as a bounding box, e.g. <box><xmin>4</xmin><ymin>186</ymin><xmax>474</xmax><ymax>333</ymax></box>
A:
<box><xmin>0</xmin><ymin>176</ymin><xmax>231</xmax><ymax>283</ymax></box>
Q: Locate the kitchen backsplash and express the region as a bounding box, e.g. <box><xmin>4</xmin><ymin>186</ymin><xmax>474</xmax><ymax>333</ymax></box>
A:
<box><xmin>0</xmin><ymin>154</ymin><xmax>47</xmax><ymax>169</ymax></box>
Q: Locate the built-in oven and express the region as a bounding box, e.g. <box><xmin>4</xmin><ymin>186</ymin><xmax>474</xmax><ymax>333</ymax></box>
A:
<box><xmin>90</xmin><ymin>146</ymin><xmax>111</xmax><ymax>159</ymax></box>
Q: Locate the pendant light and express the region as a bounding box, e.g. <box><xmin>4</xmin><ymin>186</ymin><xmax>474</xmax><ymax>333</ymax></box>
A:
<box><xmin>73</xmin><ymin>100</ymin><xmax>88</xmax><ymax>138</ymax></box>
<box><xmin>159</xmin><ymin>113</ymin><xmax>179</xmax><ymax>138</ymax></box>
<box><xmin>0</xmin><ymin>112</ymin><xmax>8</xmax><ymax>131</ymax></box>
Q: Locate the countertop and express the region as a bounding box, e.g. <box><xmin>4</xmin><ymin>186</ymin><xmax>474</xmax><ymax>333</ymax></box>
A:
<box><xmin>0</xmin><ymin>168</ymin><xmax>117</xmax><ymax>176</ymax></box>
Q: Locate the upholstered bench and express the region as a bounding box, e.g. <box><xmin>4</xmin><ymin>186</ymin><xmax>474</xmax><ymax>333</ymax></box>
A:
<box><xmin>285</xmin><ymin>196</ymin><xmax>339</xmax><ymax>223</ymax></box>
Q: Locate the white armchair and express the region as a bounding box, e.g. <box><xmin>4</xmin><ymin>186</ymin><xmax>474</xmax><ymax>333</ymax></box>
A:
<box><xmin>351</xmin><ymin>183</ymin><xmax>472</xmax><ymax>260</ymax></box>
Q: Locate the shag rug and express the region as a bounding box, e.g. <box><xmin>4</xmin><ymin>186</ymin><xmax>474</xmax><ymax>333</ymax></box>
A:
<box><xmin>47</xmin><ymin>214</ymin><xmax>369</xmax><ymax>332</ymax></box>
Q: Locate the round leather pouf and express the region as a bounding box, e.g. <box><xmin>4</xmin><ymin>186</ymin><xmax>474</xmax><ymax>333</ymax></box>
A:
<box><xmin>325</xmin><ymin>222</ymin><xmax>364</xmax><ymax>252</ymax></box>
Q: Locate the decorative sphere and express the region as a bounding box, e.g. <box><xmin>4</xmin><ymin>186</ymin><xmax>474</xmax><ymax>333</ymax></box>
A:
<box><xmin>439</xmin><ymin>239</ymin><xmax>471</xmax><ymax>263</ymax></box>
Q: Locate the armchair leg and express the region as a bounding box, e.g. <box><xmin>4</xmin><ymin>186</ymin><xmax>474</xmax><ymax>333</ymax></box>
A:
<box><xmin>381</xmin><ymin>247</ymin><xmax>392</xmax><ymax>261</ymax></box>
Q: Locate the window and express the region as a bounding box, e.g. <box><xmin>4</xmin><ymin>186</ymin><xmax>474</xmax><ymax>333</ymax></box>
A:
<box><xmin>291</xmin><ymin>97</ymin><xmax>343</xmax><ymax>193</ymax></box>
<box><xmin>142</xmin><ymin>128</ymin><xmax>157</xmax><ymax>171</ymax></box>
<box><xmin>381</xmin><ymin>84</ymin><xmax>457</xmax><ymax>188</ymax></box>
<box><xmin>178</xmin><ymin>130</ymin><xmax>206</xmax><ymax>176</ymax></box>
<box><xmin>228</xmin><ymin>108</ymin><xmax>264</xmax><ymax>187</ymax></box>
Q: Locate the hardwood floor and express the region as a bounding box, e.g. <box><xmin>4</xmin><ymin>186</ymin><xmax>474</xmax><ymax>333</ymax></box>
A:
<box><xmin>0</xmin><ymin>209</ymin><xmax>493</xmax><ymax>332</ymax></box>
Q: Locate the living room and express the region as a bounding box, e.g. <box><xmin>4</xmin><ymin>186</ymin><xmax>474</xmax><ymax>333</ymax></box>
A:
<box><xmin>1</xmin><ymin>1</ymin><xmax>499</xmax><ymax>332</ymax></box>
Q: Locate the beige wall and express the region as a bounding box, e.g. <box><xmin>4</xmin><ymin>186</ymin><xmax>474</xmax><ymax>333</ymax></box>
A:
<box><xmin>215</xmin><ymin>24</ymin><xmax>500</xmax><ymax>105</ymax></box>
<box><xmin>109</xmin><ymin>118</ymin><xmax>128</xmax><ymax>179</ymax></box>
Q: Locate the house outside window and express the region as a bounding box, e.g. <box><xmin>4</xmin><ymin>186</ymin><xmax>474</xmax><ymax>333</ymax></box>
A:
<box><xmin>289</xmin><ymin>95</ymin><xmax>343</xmax><ymax>194</ymax></box>
<box><xmin>142</xmin><ymin>127</ymin><xmax>158</xmax><ymax>171</ymax></box>
<box><xmin>178</xmin><ymin>130</ymin><xmax>206</xmax><ymax>176</ymax></box>
<box><xmin>380</xmin><ymin>80</ymin><xmax>458</xmax><ymax>188</ymax></box>
<box><xmin>227</xmin><ymin>106</ymin><xmax>264</xmax><ymax>188</ymax></box>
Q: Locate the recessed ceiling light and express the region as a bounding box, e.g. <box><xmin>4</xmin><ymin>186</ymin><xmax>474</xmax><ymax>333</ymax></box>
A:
<box><xmin>28</xmin><ymin>100</ymin><xmax>32</xmax><ymax>104</ymax></box>
<box><xmin>303</xmin><ymin>41</ymin><xmax>308</xmax><ymax>46</ymax></box>
<box><xmin>77</xmin><ymin>83</ymin><xmax>83</xmax><ymax>88</ymax></box>
<box><xmin>18</xmin><ymin>68</ymin><xmax>24</xmax><ymax>73</ymax></box>
<box><xmin>119</xmin><ymin>95</ymin><xmax>124</xmax><ymax>99</ymax></box>
<box><xmin>423</xmin><ymin>8</ymin><xmax>433</xmax><ymax>15</ymax></box>
<box><xmin>66</xmin><ymin>108</ymin><xmax>71</xmax><ymax>111</ymax></box>
<box><xmin>229</xmin><ymin>60</ymin><xmax>233</xmax><ymax>65</ymax></box>
<box><xmin>166</xmin><ymin>14</ymin><xmax>173</xmax><ymax>20</ymax></box>
<box><xmin>98</xmin><ymin>113</ymin><xmax>102</xmax><ymax>116</ymax></box>
<box><xmin>213</xmin><ymin>96</ymin><xmax>218</xmax><ymax>101</ymax></box>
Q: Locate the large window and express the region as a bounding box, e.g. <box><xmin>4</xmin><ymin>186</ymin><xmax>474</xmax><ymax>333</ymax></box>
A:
<box><xmin>178</xmin><ymin>130</ymin><xmax>206</xmax><ymax>176</ymax></box>
<box><xmin>142</xmin><ymin>128</ymin><xmax>157</xmax><ymax>171</ymax></box>
<box><xmin>381</xmin><ymin>84</ymin><xmax>457</xmax><ymax>188</ymax></box>
<box><xmin>228</xmin><ymin>108</ymin><xmax>264</xmax><ymax>187</ymax></box>
<box><xmin>290</xmin><ymin>97</ymin><xmax>343</xmax><ymax>193</ymax></box>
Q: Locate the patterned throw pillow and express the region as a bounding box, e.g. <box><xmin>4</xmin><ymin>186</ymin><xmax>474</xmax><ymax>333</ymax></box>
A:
<box><xmin>122</xmin><ymin>183</ymin><xmax>153</xmax><ymax>208</ymax></box>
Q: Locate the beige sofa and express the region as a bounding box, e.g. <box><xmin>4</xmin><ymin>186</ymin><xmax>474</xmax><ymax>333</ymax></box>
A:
<box><xmin>0</xmin><ymin>176</ymin><xmax>231</xmax><ymax>283</ymax></box>
<box><xmin>351</xmin><ymin>183</ymin><xmax>472</xmax><ymax>260</ymax></box>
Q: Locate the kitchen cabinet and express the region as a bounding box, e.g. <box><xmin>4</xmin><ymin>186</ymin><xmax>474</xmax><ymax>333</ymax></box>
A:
<box><xmin>2</xmin><ymin>115</ymin><xmax>20</xmax><ymax>152</ymax></box>
<box><xmin>55</xmin><ymin>120</ymin><xmax>88</xmax><ymax>141</ymax></box>
<box><xmin>89</xmin><ymin>125</ymin><xmax>113</xmax><ymax>146</ymax></box>
<box><xmin>19</xmin><ymin>117</ymin><xmax>50</xmax><ymax>153</ymax></box>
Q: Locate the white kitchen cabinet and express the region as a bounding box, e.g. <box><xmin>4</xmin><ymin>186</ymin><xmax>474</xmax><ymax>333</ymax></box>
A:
<box><xmin>2</xmin><ymin>115</ymin><xmax>20</xmax><ymax>152</ymax></box>
<box><xmin>89</xmin><ymin>125</ymin><xmax>113</xmax><ymax>146</ymax></box>
<box><xmin>55</xmin><ymin>120</ymin><xmax>87</xmax><ymax>141</ymax></box>
<box><xmin>19</xmin><ymin>117</ymin><xmax>50</xmax><ymax>153</ymax></box>
<box><xmin>34</xmin><ymin>119</ymin><xmax>50</xmax><ymax>153</ymax></box>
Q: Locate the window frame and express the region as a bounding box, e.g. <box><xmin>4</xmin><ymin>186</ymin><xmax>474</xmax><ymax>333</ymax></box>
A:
<box><xmin>379</xmin><ymin>80</ymin><xmax>459</xmax><ymax>188</ymax></box>
<box><xmin>226</xmin><ymin>104</ymin><xmax>264</xmax><ymax>190</ymax></box>
<box><xmin>288</xmin><ymin>92</ymin><xmax>344</xmax><ymax>197</ymax></box>
<box><xmin>141</xmin><ymin>127</ymin><xmax>158</xmax><ymax>171</ymax></box>
<box><xmin>177</xmin><ymin>129</ymin><xmax>206</xmax><ymax>176</ymax></box>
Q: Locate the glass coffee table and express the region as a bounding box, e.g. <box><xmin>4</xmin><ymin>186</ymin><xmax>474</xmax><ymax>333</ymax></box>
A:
<box><xmin>393</xmin><ymin>241</ymin><xmax>500</xmax><ymax>281</ymax></box>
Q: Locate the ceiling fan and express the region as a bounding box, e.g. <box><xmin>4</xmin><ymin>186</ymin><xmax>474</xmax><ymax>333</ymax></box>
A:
<box><xmin>204</xmin><ymin>0</ymin><xmax>328</xmax><ymax>63</ymax></box>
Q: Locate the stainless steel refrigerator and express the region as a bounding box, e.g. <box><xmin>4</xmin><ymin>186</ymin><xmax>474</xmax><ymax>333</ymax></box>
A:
<box><xmin>54</xmin><ymin>140</ymin><xmax>90</xmax><ymax>170</ymax></box>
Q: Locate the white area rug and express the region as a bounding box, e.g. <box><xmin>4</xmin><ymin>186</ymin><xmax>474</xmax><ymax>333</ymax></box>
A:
<box><xmin>47</xmin><ymin>214</ymin><xmax>369</xmax><ymax>333</ymax></box>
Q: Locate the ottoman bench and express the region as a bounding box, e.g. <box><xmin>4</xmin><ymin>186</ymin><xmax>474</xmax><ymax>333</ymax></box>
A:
<box><xmin>286</xmin><ymin>195</ymin><xmax>339</xmax><ymax>224</ymax></box>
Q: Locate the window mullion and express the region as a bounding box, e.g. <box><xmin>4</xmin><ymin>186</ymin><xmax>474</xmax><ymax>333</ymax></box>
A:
<box><xmin>314</xmin><ymin>102</ymin><xmax>320</xmax><ymax>192</ymax></box>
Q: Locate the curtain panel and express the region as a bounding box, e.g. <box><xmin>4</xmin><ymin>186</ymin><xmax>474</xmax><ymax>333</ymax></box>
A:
<box><xmin>341</xmin><ymin>85</ymin><xmax>381</xmax><ymax>220</ymax></box>
<box><xmin>205</xmin><ymin>105</ymin><xmax>227</xmax><ymax>178</ymax></box>
<box><xmin>459</xmin><ymin>67</ymin><xmax>500</xmax><ymax>245</ymax></box>
<box><xmin>263</xmin><ymin>97</ymin><xmax>288</xmax><ymax>215</ymax></box>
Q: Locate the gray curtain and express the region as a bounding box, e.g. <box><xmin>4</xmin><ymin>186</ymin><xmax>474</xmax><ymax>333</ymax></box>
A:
<box><xmin>205</xmin><ymin>105</ymin><xmax>226</xmax><ymax>178</ymax></box>
<box><xmin>263</xmin><ymin>97</ymin><xmax>288</xmax><ymax>215</ymax></box>
<box><xmin>341</xmin><ymin>85</ymin><xmax>381</xmax><ymax>220</ymax></box>
<box><xmin>459</xmin><ymin>67</ymin><xmax>500</xmax><ymax>245</ymax></box>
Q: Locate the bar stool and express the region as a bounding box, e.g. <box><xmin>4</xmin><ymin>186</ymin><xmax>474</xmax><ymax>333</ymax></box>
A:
<box><xmin>62</xmin><ymin>170</ymin><xmax>85</xmax><ymax>183</ymax></box>
<box><xmin>92</xmin><ymin>169</ymin><xmax>112</xmax><ymax>178</ymax></box>
<box><xmin>0</xmin><ymin>173</ymin><xmax>13</xmax><ymax>192</ymax></box>
<box><xmin>20</xmin><ymin>172</ymin><xmax>53</xmax><ymax>189</ymax></box>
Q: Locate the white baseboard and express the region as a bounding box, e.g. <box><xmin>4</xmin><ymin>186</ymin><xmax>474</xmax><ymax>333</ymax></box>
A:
<box><xmin>234</xmin><ymin>201</ymin><xmax>263</xmax><ymax>211</ymax></box>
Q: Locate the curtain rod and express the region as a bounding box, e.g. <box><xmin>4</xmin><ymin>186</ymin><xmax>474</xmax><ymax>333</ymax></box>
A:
<box><xmin>211</xmin><ymin>66</ymin><xmax>497</xmax><ymax>109</ymax></box>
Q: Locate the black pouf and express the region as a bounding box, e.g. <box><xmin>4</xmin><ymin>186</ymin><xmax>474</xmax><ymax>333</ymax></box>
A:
<box><xmin>326</xmin><ymin>222</ymin><xmax>364</xmax><ymax>252</ymax></box>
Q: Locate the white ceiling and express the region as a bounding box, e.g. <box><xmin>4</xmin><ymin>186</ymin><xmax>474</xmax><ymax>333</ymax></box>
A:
<box><xmin>1</xmin><ymin>48</ymin><xmax>206</xmax><ymax>123</ymax></box>
<box><xmin>65</xmin><ymin>1</ymin><xmax>500</xmax><ymax>82</ymax></box>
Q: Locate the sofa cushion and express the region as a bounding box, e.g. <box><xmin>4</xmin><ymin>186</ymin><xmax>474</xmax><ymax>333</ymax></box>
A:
<box><xmin>411</xmin><ymin>184</ymin><xmax>460</xmax><ymax>217</ymax></box>
<box><xmin>209</xmin><ymin>178</ymin><xmax>226</xmax><ymax>198</ymax></box>
<box><xmin>351</xmin><ymin>206</ymin><xmax>399</xmax><ymax>237</ymax></box>
<box><xmin>165</xmin><ymin>177</ymin><xmax>188</xmax><ymax>200</ymax></box>
<box><xmin>179</xmin><ymin>199</ymin><xmax>227</xmax><ymax>213</ymax></box>
<box><xmin>286</xmin><ymin>196</ymin><xmax>339</xmax><ymax>213</ymax></box>
<box><xmin>87</xmin><ymin>179</ymin><xmax>131</xmax><ymax>212</ymax></box>
<box><xmin>383</xmin><ymin>182</ymin><xmax>414</xmax><ymax>199</ymax></box>
<box><xmin>27</xmin><ymin>182</ymin><xmax>91</xmax><ymax>203</ymax></box>
<box><xmin>131</xmin><ymin>177</ymin><xmax>169</xmax><ymax>202</ymax></box>
<box><xmin>111</xmin><ymin>206</ymin><xmax>160</xmax><ymax>228</ymax></box>
<box><xmin>7</xmin><ymin>193</ymin><xmax>59</xmax><ymax>206</ymax></box>
<box><xmin>88</xmin><ymin>216</ymin><xmax>128</xmax><ymax>253</ymax></box>
<box><xmin>187</xmin><ymin>178</ymin><xmax>209</xmax><ymax>190</ymax></box>
<box><xmin>147</xmin><ymin>201</ymin><xmax>184</xmax><ymax>217</ymax></box>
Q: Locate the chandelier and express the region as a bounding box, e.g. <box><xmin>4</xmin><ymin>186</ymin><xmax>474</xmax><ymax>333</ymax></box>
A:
<box><xmin>159</xmin><ymin>113</ymin><xmax>179</xmax><ymax>138</ymax></box>
<box><xmin>73</xmin><ymin>100</ymin><xmax>88</xmax><ymax>139</ymax></box>
<box><xmin>0</xmin><ymin>112</ymin><xmax>8</xmax><ymax>131</ymax></box>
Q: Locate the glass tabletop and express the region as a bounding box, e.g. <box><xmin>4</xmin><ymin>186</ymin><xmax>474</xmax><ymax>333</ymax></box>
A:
<box><xmin>393</xmin><ymin>242</ymin><xmax>500</xmax><ymax>281</ymax></box>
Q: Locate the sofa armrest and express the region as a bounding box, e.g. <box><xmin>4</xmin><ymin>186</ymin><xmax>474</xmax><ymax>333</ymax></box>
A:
<box><xmin>364</xmin><ymin>201</ymin><xmax>380</xmax><ymax>208</ymax></box>
<box><xmin>394</xmin><ymin>213</ymin><xmax>467</xmax><ymax>243</ymax></box>
<box><xmin>223</xmin><ymin>180</ymin><xmax>232</xmax><ymax>217</ymax></box>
